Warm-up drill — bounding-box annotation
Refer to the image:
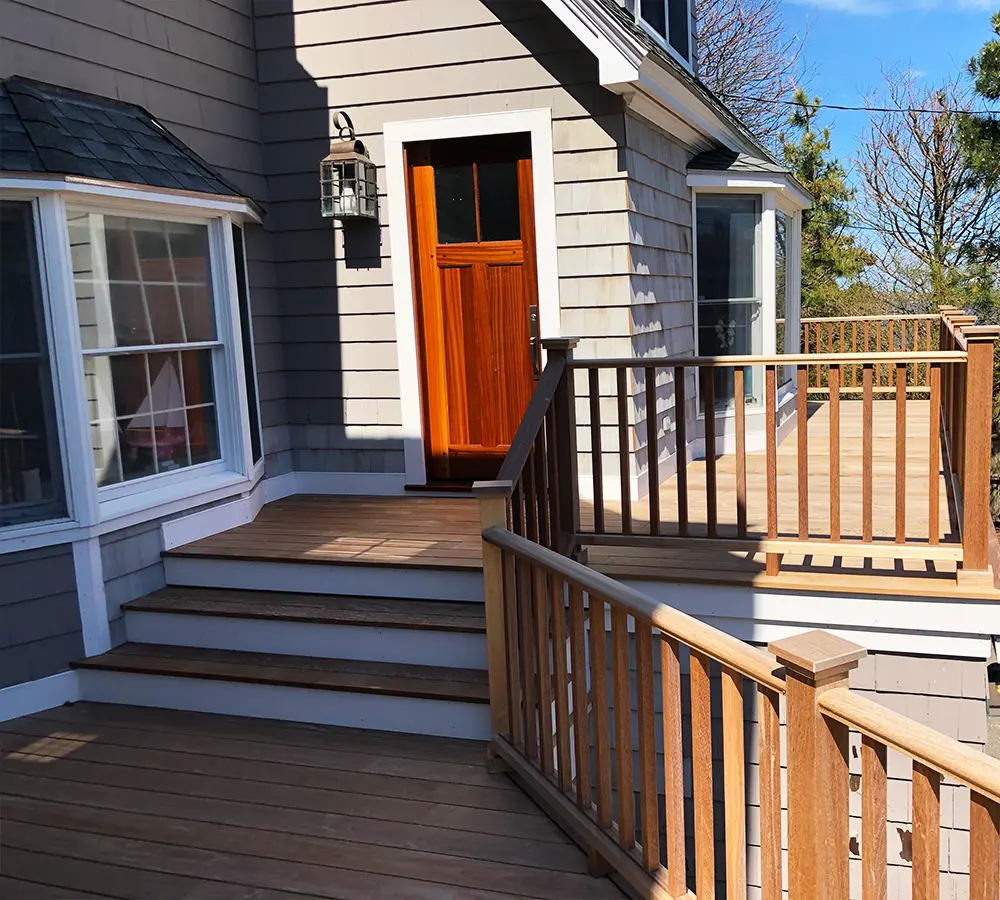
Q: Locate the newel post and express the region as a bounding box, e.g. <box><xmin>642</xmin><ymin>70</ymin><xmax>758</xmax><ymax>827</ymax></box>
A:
<box><xmin>542</xmin><ymin>338</ymin><xmax>581</xmax><ymax>557</ymax></box>
<box><xmin>475</xmin><ymin>482</ymin><xmax>513</xmax><ymax>771</ymax></box>
<box><xmin>959</xmin><ymin>326</ymin><xmax>1000</xmax><ymax>586</ymax></box>
<box><xmin>769</xmin><ymin>631</ymin><xmax>867</xmax><ymax>900</ymax></box>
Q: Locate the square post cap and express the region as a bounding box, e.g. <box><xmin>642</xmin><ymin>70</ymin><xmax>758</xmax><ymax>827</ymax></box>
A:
<box><xmin>769</xmin><ymin>630</ymin><xmax>867</xmax><ymax>680</ymax></box>
<box><xmin>541</xmin><ymin>338</ymin><xmax>579</xmax><ymax>352</ymax></box>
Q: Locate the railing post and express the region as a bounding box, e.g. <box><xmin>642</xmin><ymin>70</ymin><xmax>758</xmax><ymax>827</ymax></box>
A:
<box><xmin>475</xmin><ymin>483</ymin><xmax>513</xmax><ymax>771</ymax></box>
<box><xmin>770</xmin><ymin>631</ymin><xmax>867</xmax><ymax>900</ymax></box>
<box><xmin>959</xmin><ymin>326</ymin><xmax>1000</xmax><ymax>587</ymax></box>
<box><xmin>543</xmin><ymin>338</ymin><xmax>581</xmax><ymax>557</ymax></box>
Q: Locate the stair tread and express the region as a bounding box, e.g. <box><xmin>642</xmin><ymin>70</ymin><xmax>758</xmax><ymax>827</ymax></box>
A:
<box><xmin>72</xmin><ymin>643</ymin><xmax>490</xmax><ymax>704</ymax></box>
<box><xmin>124</xmin><ymin>587</ymin><xmax>485</xmax><ymax>633</ymax></box>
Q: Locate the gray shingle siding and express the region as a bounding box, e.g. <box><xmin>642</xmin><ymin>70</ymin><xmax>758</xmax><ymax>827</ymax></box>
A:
<box><xmin>0</xmin><ymin>545</ymin><xmax>83</xmax><ymax>688</ymax></box>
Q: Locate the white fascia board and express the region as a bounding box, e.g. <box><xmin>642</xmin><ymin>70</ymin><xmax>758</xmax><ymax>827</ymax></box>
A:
<box><xmin>0</xmin><ymin>174</ymin><xmax>261</xmax><ymax>223</ymax></box>
<box><xmin>688</xmin><ymin>172</ymin><xmax>813</xmax><ymax>211</ymax></box>
<box><xmin>537</xmin><ymin>0</ymin><xmax>643</xmax><ymax>85</ymax></box>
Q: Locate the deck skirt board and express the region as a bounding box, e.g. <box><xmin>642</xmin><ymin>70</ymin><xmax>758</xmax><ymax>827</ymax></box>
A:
<box><xmin>0</xmin><ymin>704</ymin><xmax>622</xmax><ymax>899</ymax></box>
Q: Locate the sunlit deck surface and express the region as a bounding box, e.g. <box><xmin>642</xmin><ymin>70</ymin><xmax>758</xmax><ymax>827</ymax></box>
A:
<box><xmin>169</xmin><ymin>400</ymin><xmax>999</xmax><ymax>599</ymax></box>
<box><xmin>0</xmin><ymin>703</ymin><xmax>625</xmax><ymax>899</ymax></box>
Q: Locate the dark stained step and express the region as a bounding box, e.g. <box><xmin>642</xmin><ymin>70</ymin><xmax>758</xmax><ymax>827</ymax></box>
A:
<box><xmin>72</xmin><ymin>644</ymin><xmax>490</xmax><ymax>704</ymax></box>
<box><xmin>123</xmin><ymin>587</ymin><xmax>485</xmax><ymax>633</ymax></box>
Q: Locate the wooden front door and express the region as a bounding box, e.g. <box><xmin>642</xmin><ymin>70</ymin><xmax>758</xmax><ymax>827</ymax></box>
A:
<box><xmin>407</xmin><ymin>134</ymin><xmax>539</xmax><ymax>482</ymax></box>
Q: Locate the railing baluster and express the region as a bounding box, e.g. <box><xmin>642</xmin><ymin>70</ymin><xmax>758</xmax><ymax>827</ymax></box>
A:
<box><xmin>765</xmin><ymin>365</ymin><xmax>779</xmax><ymax>574</ymax></box>
<box><xmin>503</xmin><ymin>549</ymin><xmax>523</xmax><ymax>748</ymax></box>
<box><xmin>550</xmin><ymin>576</ymin><xmax>572</xmax><ymax>792</ymax></box>
<box><xmin>690</xmin><ymin>649</ymin><xmax>716</xmax><ymax>898</ymax></box>
<box><xmin>617</xmin><ymin>367</ymin><xmax>631</xmax><ymax>535</ymax></box>
<box><xmin>520</xmin><ymin>560</ymin><xmax>538</xmax><ymax>760</ymax></box>
<box><xmin>877</xmin><ymin>321</ymin><xmax>884</xmax><ymax>386</ymax></box>
<box><xmin>797</xmin><ymin>365</ymin><xmax>809</xmax><ymax>539</ymax></box>
<box><xmin>971</xmin><ymin>791</ymin><xmax>1000</xmax><ymax>900</ymax></box>
<box><xmin>525</xmin><ymin>449</ymin><xmax>539</xmax><ymax>543</ymax></box>
<box><xmin>863</xmin><ymin>364</ymin><xmax>874</xmax><ymax>543</ymax></box>
<box><xmin>634</xmin><ymin>620</ymin><xmax>659</xmax><ymax>872</ymax></box>
<box><xmin>589</xmin><ymin>367</ymin><xmax>604</xmax><ymax>535</ymax></box>
<box><xmin>534</xmin><ymin>433</ymin><xmax>550</xmax><ymax>549</ymax></box>
<box><xmin>674</xmin><ymin>366</ymin><xmax>688</xmax><ymax>537</ymax></box>
<box><xmin>735</xmin><ymin>367</ymin><xmax>748</xmax><ymax>538</ymax></box>
<box><xmin>912</xmin><ymin>762</ymin><xmax>941</xmax><ymax>900</ymax></box>
<box><xmin>534</xmin><ymin>567</ymin><xmax>554</xmax><ymax>775</ymax></box>
<box><xmin>758</xmin><ymin>686</ymin><xmax>782</xmax><ymax>900</ymax></box>
<box><xmin>661</xmin><ymin>635</ymin><xmax>686</xmax><ymax>895</ymax></box>
<box><xmin>829</xmin><ymin>364</ymin><xmax>841</xmax><ymax>542</ymax></box>
<box><xmin>861</xmin><ymin>736</ymin><xmax>887</xmax><ymax>900</ymax></box>
<box><xmin>839</xmin><ymin>321</ymin><xmax>846</xmax><ymax>356</ymax></box>
<box><xmin>589</xmin><ymin>594</ymin><xmax>612</xmax><ymax>829</ymax></box>
<box><xmin>703</xmin><ymin>368</ymin><xmax>718</xmax><ymax>538</ymax></box>
<box><xmin>929</xmin><ymin>363</ymin><xmax>941</xmax><ymax>545</ymax></box>
<box><xmin>568</xmin><ymin>585</ymin><xmax>591</xmax><ymax>811</ymax></box>
<box><xmin>545</xmin><ymin>407</ymin><xmax>561</xmax><ymax>550</ymax></box>
<box><xmin>722</xmin><ymin>667</ymin><xmax>747</xmax><ymax>900</ymax></box>
<box><xmin>925</xmin><ymin>319</ymin><xmax>933</xmax><ymax>387</ymax></box>
<box><xmin>647</xmin><ymin>367</ymin><xmax>660</xmax><ymax>536</ymax></box>
<box><xmin>851</xmin><ymin>321</ymin><xmax>858</xmax><ymax>387</ymax></box>
<box><xmin>611</xmin><ymin>606</ymin><xmax>635</xmax><ymax>850</ymax></box>
<box><xmin>895</xmin><ymin>362</ymin><xmax>907</xmax><ymax>544</ymax></box>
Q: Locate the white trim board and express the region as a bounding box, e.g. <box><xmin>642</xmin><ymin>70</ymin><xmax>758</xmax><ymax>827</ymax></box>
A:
<box><xmin>161</xmin><ymin>478</ymin><xmax>266</xmax><ymax>551</ymax></box>
<box><xmin>73</xmin><ymin>537</ymin><xmax>111</xmax><ymax>656</ymax></box>
<box><xmin>0</xmin><ymin>671</ymin><xmax>81</xmax><ymax>723</ymax></box>
<box><xmin>262</xmin><ymin>472</ymin><xmax>408</xmax><ymax>504</ymax></box>
<box><xmin>76</xmin><ymin>669</ymin><xmax>491</xmax><ymax>740</ymax></box>
<box><xmin>124</xmin><ymin>611</ymin><xmax>487</xmax><ymax>670</ymax></box>
<box><xmin>383</xmin><ymin>108</ymin><xmax>560</xmax><ymax>487</ymax></box>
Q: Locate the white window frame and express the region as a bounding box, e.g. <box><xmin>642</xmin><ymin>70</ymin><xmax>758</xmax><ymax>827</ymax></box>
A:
<box><xmin>0</xmin><ymin>179</ymin><xmax>262</xmax><ymax>551</ymax></box>
<box><xmin>636</xmin><ymin>0</ymin><xmax>695</xmax><ymax>72</ymax></box>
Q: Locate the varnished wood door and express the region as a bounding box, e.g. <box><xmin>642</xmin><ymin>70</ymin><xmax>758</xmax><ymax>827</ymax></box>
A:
<box><xmin>407</xmin><ymin>134</ymin><xmax>539</xmax><ymax>482</ymax></box>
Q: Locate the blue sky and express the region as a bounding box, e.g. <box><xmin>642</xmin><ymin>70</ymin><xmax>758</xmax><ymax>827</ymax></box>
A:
<box><xmin>780</xmin><ymin>0</ymin><xmax>995</xmax><ymax>169</ymax></box>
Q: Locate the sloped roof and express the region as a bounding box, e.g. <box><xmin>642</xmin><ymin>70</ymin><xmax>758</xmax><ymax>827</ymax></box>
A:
<box><xmin>688</xmin><ymin>148</ymin><xmax>791</xmax><ymax>175</ymax></box>
<box><xmin>0</xmin><ymin>77</ymin><xmax>247</xmax><ymax>199</ymax></box>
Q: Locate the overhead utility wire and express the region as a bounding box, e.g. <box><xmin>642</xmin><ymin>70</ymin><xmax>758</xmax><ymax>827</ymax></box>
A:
<box><xmin>715</xmin><ymin>94</ymin><xmax>999</xmax><ymax>116</ymax></box>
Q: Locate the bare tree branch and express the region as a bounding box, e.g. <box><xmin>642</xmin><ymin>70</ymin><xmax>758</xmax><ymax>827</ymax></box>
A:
<box><xmin>695</xmin><ymin>0</ymin><xmax>809</xmax><ymax>141</ymax></box>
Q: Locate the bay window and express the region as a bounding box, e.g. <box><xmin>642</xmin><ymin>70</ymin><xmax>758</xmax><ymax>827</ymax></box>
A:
<box><xmin>0</xmin><ymin>200</ymin><xmax>66</xmax><ymax>526</ymax></box>
<box><xmin>638</xmin><ymin>0</ymin><xmax>693</xmax><ymax>65</ymax></box>
<box><xmin>0</xmin><ymin>187</ymin><xmax>262</xmax><ymax>542</ymax></box>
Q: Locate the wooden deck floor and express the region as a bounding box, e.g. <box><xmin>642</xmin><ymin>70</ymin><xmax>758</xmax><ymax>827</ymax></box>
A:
<box><xmin>0</xmin><ymin>703</ymin><xmax>624</xmax><ymax>900</ymax></box>
<box><xmin>170</xmin><ymin>401</ymin><xmax>1000</xmax><ymax>599</ymax></box>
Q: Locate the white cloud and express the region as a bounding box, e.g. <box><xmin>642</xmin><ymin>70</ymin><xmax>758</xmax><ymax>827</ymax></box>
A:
<box><xmin>788</xmin><ymin>0</ymin><xmax>995</xmax><ymax>12</ymax></box>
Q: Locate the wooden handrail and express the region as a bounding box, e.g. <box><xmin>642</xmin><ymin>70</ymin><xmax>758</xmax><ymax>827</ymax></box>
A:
<box><xmin>569</xmin><ymin>350</ymin><xmax>966</xmax><ymax>368</ymax></box>
<box><xmin>799</xmin><ymin>313</ymin><xmax>939</xmax><ymax>323</ymax></box>
<box><xmin>483</xmin><ymin>525</ymin><xmax>786</xmax><ymax>692</ymax></box>
<box><xmin>820</xmin><ymin>686</ymin><xmax>1000</xmax><ymax>804</ymax></box>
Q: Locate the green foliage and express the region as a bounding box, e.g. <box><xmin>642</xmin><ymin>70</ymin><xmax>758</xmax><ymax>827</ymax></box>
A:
<box><xmin>778</xmin><ymin>89</ymin><xmax>872</xmax><ymax>317</ymax></box>
<box><xmin>960</xmin><ymin>12</ymin><xmax>1000</xmax><ymax>190</ymax></box>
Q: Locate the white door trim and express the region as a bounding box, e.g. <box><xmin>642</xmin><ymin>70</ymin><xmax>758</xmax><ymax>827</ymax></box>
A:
<box><xmin>383</xmin><ymin>108</ymin><xmax>560</xmax><ymax>486</ymax></box>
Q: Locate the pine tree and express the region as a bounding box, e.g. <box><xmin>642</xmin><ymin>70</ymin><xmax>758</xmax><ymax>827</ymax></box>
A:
<box><xmin>961</xmin><ymin>12</ymin><xmax>1000</xmax><ymax>189</ymax></box>
<box><xmin>779</xmin><ymin>89</ymin><xmax>871</xmax><ymax>315</ymax></box>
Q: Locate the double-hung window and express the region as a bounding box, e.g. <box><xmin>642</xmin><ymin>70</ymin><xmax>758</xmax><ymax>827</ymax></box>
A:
<box><xmin>68</xmin><ymin>211</ymin><xmax>226</xmax><ymax>492</ymax></box>
<box><xmin>637</xmin><ymin>0</ymin><xmax>693</xmax><ymax>66</ymax></box>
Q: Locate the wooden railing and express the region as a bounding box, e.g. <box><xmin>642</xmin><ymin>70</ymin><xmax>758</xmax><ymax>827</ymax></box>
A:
<box><xmin>472</xmin><ymin>515</ymin><xmax>1000</xmax><ymax>898</ymax></box>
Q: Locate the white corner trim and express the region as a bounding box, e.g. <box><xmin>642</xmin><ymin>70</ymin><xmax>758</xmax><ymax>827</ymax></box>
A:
<box><xmin>161</xmin><ymin>479</ymin><xmax>266</xmax><ymax>551</ymax></box>
<box><xmin>383</xmin><ymin>108</ymin><xmax>560</xmax><ymax>487</ymax></box>
<box><xmin>0</xmin><ymin>671</ymin><xmax>81</xmax><ymax>723</ymax></box>
<box><xmin>73</xmin><ymin>537</ymin><xmax>111</xmax><ymax>656</ymax></box>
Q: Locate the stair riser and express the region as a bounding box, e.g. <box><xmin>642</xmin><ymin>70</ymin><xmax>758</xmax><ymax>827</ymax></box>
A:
<box><xmin>124</xmin><ymin>611</ymin><xmax>488</xmax><ymax>670</ymax></box>
<box><xmin>76</xmin><ymin>669</ymin><xmax>491</xmax><ymax>741</ymax></box>
<box><xmin>163</xmin><ymin>557</ymin><xmax>485</xmax><ymax>603</ymax></box>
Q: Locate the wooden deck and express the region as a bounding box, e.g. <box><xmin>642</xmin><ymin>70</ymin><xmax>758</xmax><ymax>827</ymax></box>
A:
<box><xmin>169</xmin><ymin>400</ymin><xmax>1000</xmax><ymax>599</ymax></box>
<box><xmin>0</xmin><ymin>703</ymin><xmax>625</xmax><ymax>900</ymax></box>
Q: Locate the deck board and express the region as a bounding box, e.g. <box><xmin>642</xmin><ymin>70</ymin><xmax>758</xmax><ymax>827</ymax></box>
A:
<box><xmin>0</xmin><ymin>703</ymin><xmax>625</xmax><ymax>900</ymax></box>
<box><xmin>166</xmin><ymin>401</ymin><xmax>1000</xmax><ymax>598</ymax></box>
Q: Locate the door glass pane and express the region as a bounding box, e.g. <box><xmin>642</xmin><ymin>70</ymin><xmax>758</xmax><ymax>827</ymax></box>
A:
<box><xmin>0</xmin><ymin>201</ymin><xmax>67</xmax><ymax>525</ymax></box>
<box><xmin>478</xmin><ymin>162</ymin><xmax>521</xmax><ymax>242</ymax></box>
<box><xmin>434</xmin><ymin>165</ymin><xmax>477</xmax><ymax>244</ymax></box>
<box><xmin>696</xmin><ymin>195</ymin><xmax>761</xmax><ymax>407</ymax></box>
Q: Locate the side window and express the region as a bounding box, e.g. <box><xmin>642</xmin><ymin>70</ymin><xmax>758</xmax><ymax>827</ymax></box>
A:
<box><xmin>0</xmin><ymin>200</ymin><xmax>67</xmax><ymax>526</ymax></box>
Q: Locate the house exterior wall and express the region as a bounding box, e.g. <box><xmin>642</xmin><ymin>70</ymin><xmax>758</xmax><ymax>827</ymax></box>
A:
<box><xmin>0</xmin><ymin>545</ymin><xmax>83</xmax><ymax>688</ymax></box>
<box><xmin>0</xmin><ymin>0</ymin><xmax>290</xmax><ymax>475</ymax></box>
<box><xmin>253</xmin><ymin>0</ymin><xmax>633</xmax><ymax>476</ymax></box>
